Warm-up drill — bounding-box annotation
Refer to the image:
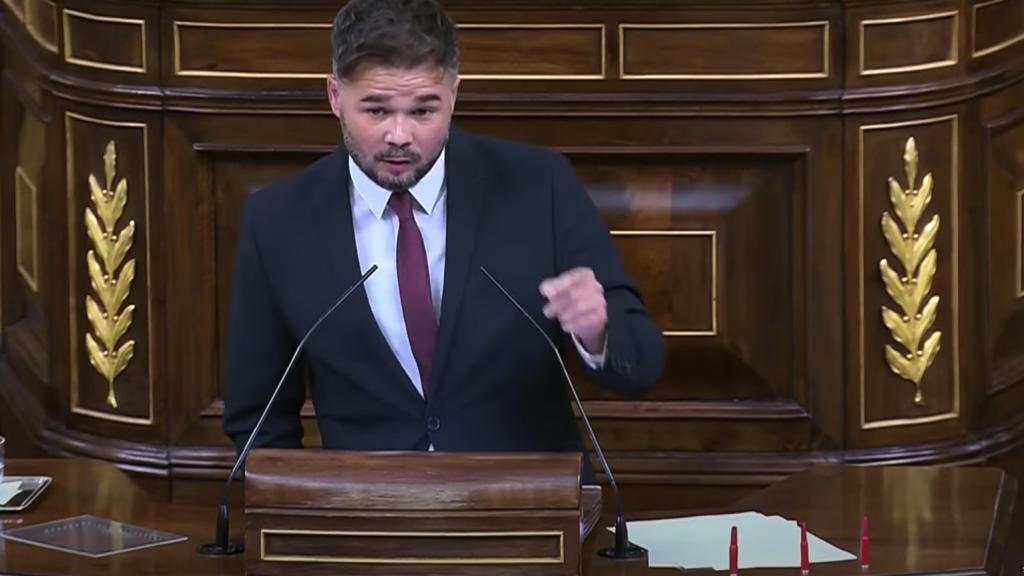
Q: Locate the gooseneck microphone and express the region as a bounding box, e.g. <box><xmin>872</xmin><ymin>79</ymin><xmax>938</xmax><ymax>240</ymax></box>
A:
<box><xmin>480</xmin><ymin>266</ymin><xmax>646</xmax><ymax>560</ymax></box>
<box><xmin>198</xmin><ymin>264</ymin><xmax>379</xmax><ymax>556</ymax></box>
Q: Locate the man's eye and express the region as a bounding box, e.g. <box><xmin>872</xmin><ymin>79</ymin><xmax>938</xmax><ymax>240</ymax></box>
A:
<box><xmin>366</xmin><ymin>108</ymin><xmax>386</xmax><ymax>116</ymax></box>
<box><xmin>412</xmin><ymin>109</ymin><xmax>435</xmax><ymax>117</ymax></box>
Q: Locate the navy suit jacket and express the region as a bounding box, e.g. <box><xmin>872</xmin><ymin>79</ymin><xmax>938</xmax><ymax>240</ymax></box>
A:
<box><xmin>223</xmin><ymin>126</ymin><xmax>666</xmax><ymax>482</ymax></box>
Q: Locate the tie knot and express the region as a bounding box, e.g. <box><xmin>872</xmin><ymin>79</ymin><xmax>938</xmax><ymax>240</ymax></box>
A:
<box><xmin>388</xmin><ymin>190</ymin><xmax>415</xmax><ymax>221</ymax></box>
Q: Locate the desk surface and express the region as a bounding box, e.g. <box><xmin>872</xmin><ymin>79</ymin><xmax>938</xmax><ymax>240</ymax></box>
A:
<box><xmin>0</xmin><ymin>459</ymin><xmax>1015</xmax><ymax>575</ymax></box>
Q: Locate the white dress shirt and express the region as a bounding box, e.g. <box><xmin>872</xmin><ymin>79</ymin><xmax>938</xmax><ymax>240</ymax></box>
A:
<box><xmin>349</xmin><ymin>150</ymin><xmax>605</xmax><ymax>400</ymax></box>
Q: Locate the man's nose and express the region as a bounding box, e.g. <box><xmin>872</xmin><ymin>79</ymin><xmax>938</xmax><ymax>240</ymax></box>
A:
<box><xmin>384</xmin><ymin>116</ymin><xmax>413</xmax><ymax>147</ymax></box>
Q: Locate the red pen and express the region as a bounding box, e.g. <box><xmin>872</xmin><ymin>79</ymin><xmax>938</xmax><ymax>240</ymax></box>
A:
<box><xmin>730</xmin><ymin>525</ymin><xmax>738</xmax><ymax>576</ymax></box>
<box><xmin>800</xmin><ymin>521</ymin><xmax>810</xmax><ymax>574</ymax></box>
<box><xmin>859</xmin><ymin>515</ymin><xmax>870</xmax><ymax>570</ymax></box>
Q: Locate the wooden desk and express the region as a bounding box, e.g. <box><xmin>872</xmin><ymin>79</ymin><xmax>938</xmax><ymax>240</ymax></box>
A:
<box><xmin>0</xmin><ymin>459</ymin><xmax>1015</xmax><ymax>575</ymax></box>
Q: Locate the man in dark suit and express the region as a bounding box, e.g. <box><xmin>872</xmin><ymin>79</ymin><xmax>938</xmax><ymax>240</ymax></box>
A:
<box><xmin>223</xmin><ymin>0</ymin><xmax>665</xmax><ymax>479</ymax></box>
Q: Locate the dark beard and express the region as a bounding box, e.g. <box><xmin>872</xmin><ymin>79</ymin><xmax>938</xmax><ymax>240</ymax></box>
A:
<box><xmin>343</xmin><ymin>124</ymin><xmax>446</xmax><ymax>192</ymax></box>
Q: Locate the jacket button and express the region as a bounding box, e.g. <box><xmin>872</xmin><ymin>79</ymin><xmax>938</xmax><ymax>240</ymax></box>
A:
<box><xmin>426</xmin><ymin>416</ymin><xmax>441</xmax><ymax>432</ymax></box>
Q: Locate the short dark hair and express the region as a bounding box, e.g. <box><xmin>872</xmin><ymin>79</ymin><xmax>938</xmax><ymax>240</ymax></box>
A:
<box><xmin>330</xmin><ymin>0</ymin><xmax>459</xmax><ymax>80</ymax></box>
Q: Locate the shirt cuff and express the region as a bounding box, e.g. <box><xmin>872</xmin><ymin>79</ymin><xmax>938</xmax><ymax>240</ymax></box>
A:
<box><xmin>572</xmin><ymin>333</ymin><xmax>607</xmax><ymax>370</ymax></box>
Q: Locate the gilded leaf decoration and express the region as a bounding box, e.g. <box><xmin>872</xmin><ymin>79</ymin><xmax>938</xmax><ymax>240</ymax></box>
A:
<box><xmin>84</xmin><ymin>141</ymin><xmax>137</xmax><ymax>409</ymax></box>
<box><xmin>879</xmin><ymin>137</ymin><xmax>941</xmax><ymax>406</ymax></box>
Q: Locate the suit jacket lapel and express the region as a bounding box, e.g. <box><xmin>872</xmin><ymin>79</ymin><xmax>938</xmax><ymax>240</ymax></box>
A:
<box><xmin>429</xmin><ymin>127</ymin><xmax>486</xmax><ymax>399</ymax></box>
<box><xmin>311</xmin><ymin>147</ymin><xmax>425</xmax><ymax>406</ymax></box>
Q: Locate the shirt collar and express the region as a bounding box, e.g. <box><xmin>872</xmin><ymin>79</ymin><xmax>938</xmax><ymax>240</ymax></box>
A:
<box><xmin>349</xmin><ymin>149</ymin><xmax>446</xmax><ymax>220</ymax></box>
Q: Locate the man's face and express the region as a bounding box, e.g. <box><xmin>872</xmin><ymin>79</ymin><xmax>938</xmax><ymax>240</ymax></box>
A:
<box><xmin>328</xmin><ymin>64</ymin><xmax>458</xmax><ymax>191</ymax></box>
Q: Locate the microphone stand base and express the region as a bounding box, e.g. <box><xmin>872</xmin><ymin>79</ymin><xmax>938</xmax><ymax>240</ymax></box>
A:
<box><xmin>197</xmin><ymin>542</ymin><xmax>245</xmax><ymax>556</ymax></box>
<box><xmin>598</xmin><ymin>544</ymin><xmax>647</xmax><ymax>560</ymax></box>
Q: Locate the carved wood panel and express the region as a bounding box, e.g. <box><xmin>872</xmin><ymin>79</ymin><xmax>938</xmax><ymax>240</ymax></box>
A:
<box><xmin>65</xmin><ymin>110</ymin><xmax>154</xmax><ymax>427</ymax></box>
<box><xmin>852</xmin><ymin>113</ymin><xmax>961</xmax><ymax>437</ymax></box>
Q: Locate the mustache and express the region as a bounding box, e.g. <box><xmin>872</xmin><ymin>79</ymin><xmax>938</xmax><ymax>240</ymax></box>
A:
<box><xmin>375</xmin><ymin>148</ymin><xmax>420</xmax><ymax>162</ymax></box>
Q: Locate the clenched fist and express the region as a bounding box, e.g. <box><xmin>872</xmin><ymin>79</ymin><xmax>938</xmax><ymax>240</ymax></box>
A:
<box><xmin>539</xmin><ymin>267</ymin><xmax>607</xmax><ymax>354</ymax></box>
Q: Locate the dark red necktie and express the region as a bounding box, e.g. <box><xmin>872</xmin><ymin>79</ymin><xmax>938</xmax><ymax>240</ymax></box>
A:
<box><xmin>388</xmin><ymin>190</ymin><xmax>438</xmax><ymax>397</ymax></box>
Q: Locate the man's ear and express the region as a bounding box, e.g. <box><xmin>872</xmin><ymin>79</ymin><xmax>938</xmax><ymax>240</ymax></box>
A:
<box><xmin>326</xmin><ymin>75</ymin><xmax>342</xmax><ymax>118</ymax></box>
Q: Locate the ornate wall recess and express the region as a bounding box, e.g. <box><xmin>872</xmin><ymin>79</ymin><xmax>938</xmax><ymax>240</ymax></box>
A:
<box><xmin>84</xmin><ymin>141</ymin><xmax>136</xmax><ymax>409</ymax></box>
<box><xmin>879</xmin><ymin>137</ymin><xmax>941</xmax><ymax>406</ymax></box>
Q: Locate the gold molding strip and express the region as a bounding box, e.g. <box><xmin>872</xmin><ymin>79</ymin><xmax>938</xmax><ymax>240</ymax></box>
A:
<box><xmin>458</xmin><ymin>24</ymin><xmax>606</xmax><ymax>80</ymax></box>
<box><xmin>66</xmin><ymin>111</ymin><xmax>153</xmax><ymax>426</ymax></box>
<box><xmin>1017</xmin><ymin>189</ymin><xmax>1023</xmax><ymax>298</ymax></box>
<box><xmin>173</xmin><ymin>21</ymin><xmax>330</xmax><ymax>78</ymax></box>
<box><xmin>972</xmin><ymin>0</ymin><xmax>1024</xmax><ymax>57</ymax></box>
<box><xmin>618</xmin><ymin>21</ymin><xmax>830</xmax><ymax>80</ymax></box>
<box><xmin>4</xmin><ymin>0</ymin><xmax>25</xmax><ymax>23</ymax></box>
<box><xmin>260</xmin><ymin>529</ymin><xmax>565</xmax><ymax>565</ymax></box>
<box><xmin>14</xmin><ymin>166</ymin><xmax>39</xmax><ymax>293</ymax></box>
<box><xmin>859</xmin><ymin>11</ymin><xmax>960</xmax><ymax>76</ymax></box>
<box><xmin>25</xmin><ymin>0</ymin><xmax>58</xmax><ymax>54</ymax></box>
<box><xmin>879</xmin><ymin>138</ymin><xmax>942</xmax><ymax>406</ymax></box>
<box><xmin>859</xmin><ymin>114</ymin><xmax>960</xmax><ymax>430</ymax></box>
<box><xmin>610</xmin><ymin>230</ymin><xmax>717</xmax><ymax>336</ymax></box>
<box><xmin>62</xmin><ymin>8</ymin><xmax>147</xmax><ymax>73</ymax></box>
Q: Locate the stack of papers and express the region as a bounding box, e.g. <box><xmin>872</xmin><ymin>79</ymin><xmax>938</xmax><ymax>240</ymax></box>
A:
<box><xmin>0</xmin><ymin>482</ymin><xmax>21</xmax><ymax>506</ymax></box>
<box><xmin>611</xmin><ymin>511</ymin><xmax>856</xmax><ymax>570</ymax></box>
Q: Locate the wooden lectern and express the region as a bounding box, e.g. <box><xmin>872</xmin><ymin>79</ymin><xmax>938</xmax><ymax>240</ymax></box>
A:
<box><xmin>243</xmin><ymin>449</ymin><xmax>604</xmax><ymax>575</ymax></box>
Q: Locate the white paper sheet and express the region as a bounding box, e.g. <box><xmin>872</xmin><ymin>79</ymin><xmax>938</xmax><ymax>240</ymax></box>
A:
<box><xmin>0</xmin><ymin>482</ymin><xmax>21</xmax><ymax>506</ymax></box>
<box><xmin>610</xmin><ymin>511</ymin><xmax>856</xmax><ymax>570</ymax></box>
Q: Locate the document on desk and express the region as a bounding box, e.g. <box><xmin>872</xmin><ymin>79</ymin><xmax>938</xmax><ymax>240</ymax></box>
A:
<box><xmin>0</xmin><ymin>482</ymin><xmax>21</xmax><ymax>506</ymax></box>
<box><xmin>613</xmin><ymin>511</ymin><xmax>856</xmax><ymax>570</ymax></box>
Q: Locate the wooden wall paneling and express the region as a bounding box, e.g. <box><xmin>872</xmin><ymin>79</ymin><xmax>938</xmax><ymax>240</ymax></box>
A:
<box><xmin>64</xmin><ymin>105</ymin><xmax>162</xmax><ymax>439</ymax></box>
<box><xmin>173</xmin><ymin>17</ymin><xmax>608</xmax><ymax>81</ymax></box>
<box><xmin>609</xmin><ymin>4</ymin><xmax>842</xmax><ymax>95</ymax></box>
<box><xmin>162</xmin><ymin>114</ymin><xmax>215</xmax><ymax>446</ymax></box>
<box><xmin>23</xmin><ymin>0</ymin><xmax>57</xmax><ymax>55</ymax></box>
<box><xmin>860</xmin><ymin>10</ymin><xmax>959</xmax><ymax>75</ymax></box>
<box><xmin>162</xmin><ymin>113</ymin><xmax>339</xmax><ymax>456</ymax></box>
<box><xmin>803</xmin><ymin>116</ymin><xmax>845</xmax><ymax>449</ymax></box>
<box><xmin>846</xmin><ymin>108</ymin><xmax>967</xmax><ymax>447</ymax></box>
<box><xmin>846</xmin><ymin>0</ymin><xmax>965</xmax><ymax>89</ymax></box>
<box><xmin>59</xmin><ymin>2</ymin><xmax>158</xmax><ymax>82</ymax></box>
<box><xmin>980</xmin><ymin>78</ymin><xmax>1024</xmax><ymax>422</ymax></box>
<box><xmin>619</xmin><ymin>21</ymin><xmax>829</xmax><ymax>80</ymax></box>
<box><xmin>971</xmin><ymin>0</ymin><xmax>1024</xmax><ymax>60</ymax></box>
<box><xmin>453</xmin><ymin>113</ymin><xmax>842</xmax><ymax>454</ymax></box>
<box><xmin>2</xmin><ymin>58</ymin><xmax>52</xmax><ymax>402</ymax></box>
<box><xmin>3</xmin><ymin>0</ymin><xmax>25</xmax><ymax>23</ymax></box>
<box><xmin>1</xmin><ymin>0</ymin><xmax>1023</xmax><ymax>509</ymax></box>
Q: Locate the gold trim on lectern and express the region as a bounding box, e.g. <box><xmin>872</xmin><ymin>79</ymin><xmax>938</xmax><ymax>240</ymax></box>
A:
<box><xmin>260</xmin><ymin>529</ymin><xmax>565</xmax><ymax>565</ymax></box>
